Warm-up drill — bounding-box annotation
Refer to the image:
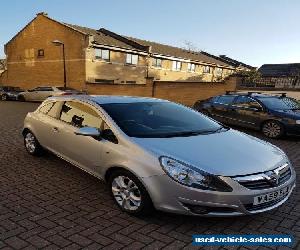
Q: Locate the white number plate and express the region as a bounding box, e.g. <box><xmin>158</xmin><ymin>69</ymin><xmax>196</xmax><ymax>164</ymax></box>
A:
<box><xmin>253</xmin><ymin>186</ymin><xmax>290</xmax><ymax>205</ymax></box>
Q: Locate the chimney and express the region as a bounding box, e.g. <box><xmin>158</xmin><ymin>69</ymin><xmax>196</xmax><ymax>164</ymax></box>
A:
<box><xmin>36</xmin><ymin>12</ymin><xmax>48</xmax><ymax>16</ymax></box>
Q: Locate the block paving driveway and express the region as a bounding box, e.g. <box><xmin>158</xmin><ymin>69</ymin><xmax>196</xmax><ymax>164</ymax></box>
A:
<box><xmin>0</xmin><ymin>102</ymin><xmax>299</xmax><ymax>250</ymax></box>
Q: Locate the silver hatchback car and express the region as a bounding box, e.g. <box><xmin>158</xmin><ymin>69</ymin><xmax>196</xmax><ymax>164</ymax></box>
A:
<box><xmin>23</xmin><ymin>95</ymin><xmax>296</xmax><ymax>216</ymax></box>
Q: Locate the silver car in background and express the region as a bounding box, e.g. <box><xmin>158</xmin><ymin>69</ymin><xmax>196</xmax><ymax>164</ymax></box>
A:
<box><xmin>22</xmin><ymin>95</ymin><xmax>296</xmax><ymax>216</ymax></box>
<box><xmin>18</xmin><ymin>86</ymin><xmax>85</xmax><ymax>102</ymax></box>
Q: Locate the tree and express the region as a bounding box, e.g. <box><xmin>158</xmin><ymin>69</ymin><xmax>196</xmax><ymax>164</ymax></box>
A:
<box><xmin>236</xmin><ymin>69</ymin><xmax>261</xmax><ymax>83</ymax></box>
<box><xmin>181</xmin><ymin>40</ymin><xmax>200</xmax><ymax>52</ymax></box>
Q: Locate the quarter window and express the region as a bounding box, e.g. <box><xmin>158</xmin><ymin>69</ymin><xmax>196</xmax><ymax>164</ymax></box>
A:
<box><xmin>60</xmin><ymin>101</ymin><xmax>103</xmax><ymax>128</ymax></box>
<box><xmin>217</xmin><ymin>96</ymin><xmax>236</xmax><ymax>105</ymax></box>
<box><xmin>172</xmin><ymin>61</ymin><xmax>182</xmax><ymax>71</ymax></box>
<box><xmin>95</xmin><ymin>49</ymin><xmax>110</xmax><ymax>61</ymax></box>
<box><xmin>126</xmin><ymin>54</ymin><xmax>138</xmax><ymax>65</ymax></box>
<box><xmin>187</xmin><ymin>63</ymin><xmax>196</xmax><ymax>72</ymax></box>
<box><xmin>39</xmin><ymin>102</ymin><xmax>54</xmax><ymax>114</ymax></box>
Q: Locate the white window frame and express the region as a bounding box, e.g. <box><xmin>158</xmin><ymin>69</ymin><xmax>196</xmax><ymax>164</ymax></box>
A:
<box><xmin>216</xmin><ymin>68</ymin><xmax>223</xmax><ymax>76</ymax></box>
<box><xmin>126</xmin><ymin>54</ymin><xmax>138</xmax><ymax>65</ymax></box>
<box><xmin>95</xmin><ymin>49</ymin><xmax>110</xmax><ymax>61</ymax></box>
<box><xmin>152</xmin><ymin>58</ymin><xmax>162</xmax><ymax>68</ymax></box>
<box><xmin>187</xmin><ymin>63</ymin><xmax>196</xmax><ymax>72</ymax></box>
<box><xmin>203</xmin><ymin>66</ymin><xmax>211</xmax><ymax>73</ymax></box>
<box><xmin>172</xmin><ymin>61</ymin><xmax>182</xmax><ymax>71</ymax></box>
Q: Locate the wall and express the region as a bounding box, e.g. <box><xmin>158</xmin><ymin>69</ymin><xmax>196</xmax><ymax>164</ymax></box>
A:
<box><xmin>154</xmin><ymin>77</ymin><xmax>238</xmax><ymax>106</ymax></box>
<box><xmin>86</xmin><ymin>76</ymin><xmax>238</xmax><ymax>106</ymax></box>
<box><xmin>4</xmin><ymin>14</ymin><xmax>88</xmax><ymax>90</ymax></box>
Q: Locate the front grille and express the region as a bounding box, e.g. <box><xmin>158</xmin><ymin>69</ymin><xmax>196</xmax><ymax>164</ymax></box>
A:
<box><xmin>234</xmin><ymin>164</ymin><xmax>291</xmax><ymax>190</ymax></box>
<box><xmin>245</xmin><ymin>195</ymin><xmax>287</xmax><ymax>211</ymax></box>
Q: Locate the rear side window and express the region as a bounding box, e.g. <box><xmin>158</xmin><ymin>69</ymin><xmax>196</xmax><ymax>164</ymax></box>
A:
<box><xmin>234</xmin><ymin>96</ymin><xmax>261</xmax><ymax>108</ymax></box>
<box><xmin>38</xmin><ymin>101</ymin><xmax>62</xmax><ymax>118</ymax></box>
<box><xmin>216</xmin><ymin>96</ymin><xmax>235</xmax><ymax>105</ymax></box>
<box><xmin>60</xmin><ymin>101</ymin><xmax>103</xmax><ymax>128</ymax></box>
<box><xmin>39</xmin><ymin>102</ymin><xmax>54</xmax><ymax>114</ymax></box>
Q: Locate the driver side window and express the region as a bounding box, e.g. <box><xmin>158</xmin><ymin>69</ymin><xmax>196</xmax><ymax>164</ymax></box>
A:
<box><xmin>60</xmin><ymin>101</ymin><xmax>103</xmax><ymax>128</ymax></box>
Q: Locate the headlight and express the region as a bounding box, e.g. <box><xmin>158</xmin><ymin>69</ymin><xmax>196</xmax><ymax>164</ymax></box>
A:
<box><xmin>159</xmin><ymin>156</ymin><xmax>232</xmax><ymax>192</ymax></box>
<box><xmin>296</xmin><ymin>120</ymin><xmax>300</xmax><ymax>125</ymax></box>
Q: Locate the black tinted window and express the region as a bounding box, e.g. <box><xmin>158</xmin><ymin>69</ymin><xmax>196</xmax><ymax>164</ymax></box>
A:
<box><xmin>101</xmin><ymin>102</ymin><xmax>222</xmax><ymax>138</ymax></box>
<box><xmin>216</xmin><ymin>96</ymin><xmax>235</xmax><ymax>105</ymax></box>
<box><xmin>257</xmin><ymin>97</ymin><xmax>300</xmax><ymax>110</ymax></box>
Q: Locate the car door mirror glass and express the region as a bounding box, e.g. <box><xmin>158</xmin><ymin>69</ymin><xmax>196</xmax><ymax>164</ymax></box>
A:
<box><xmin>75</xmin><ymin>127</ymin><xmax>101</xmax><ymax>138</ymax></box>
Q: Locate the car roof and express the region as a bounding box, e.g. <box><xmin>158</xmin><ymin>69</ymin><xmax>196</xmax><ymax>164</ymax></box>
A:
<box><xmin>221</xmin><ymin>93</ymin><xmax>287</xmax><ymax>99</ymax></box>
<box><xmin>48</xmin><ymin>95</ymin><xmax>168</xmax><ymax>104</ymax></box>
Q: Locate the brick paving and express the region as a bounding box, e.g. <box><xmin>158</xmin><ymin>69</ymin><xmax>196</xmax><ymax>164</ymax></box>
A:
<box><xmin>0</xmin><ymin>101</ymin><xmax>299</xmax><ymax>250</ymax></box>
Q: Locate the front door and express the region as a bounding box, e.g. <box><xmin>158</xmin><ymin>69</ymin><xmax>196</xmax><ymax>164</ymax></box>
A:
<box><xmin>55</xmin><ymin>101</ymin><xmax>106</xmax><ymax>173</ymax></box>
<box><xmin>210</xmin><ymin>95</ymin><xmax>236</xmax><ymax>124</ymax></box>
<box><xmin>231</xmin><ymin>96</ymin><xmax>264</xmax><ymax>128</ymax></box>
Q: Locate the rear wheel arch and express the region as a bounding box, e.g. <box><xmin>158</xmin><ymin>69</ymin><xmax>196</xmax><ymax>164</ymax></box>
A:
<box><xmin>261</xmin><ymin>119</ymin><xmax>285</xmax><ymax>138</ymax></box>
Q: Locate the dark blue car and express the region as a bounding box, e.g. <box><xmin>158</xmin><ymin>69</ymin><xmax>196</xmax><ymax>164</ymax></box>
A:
<box><xmin>193</xmin><ymin>92</ymin><xmax>300</xmax><ymax>138</ymax></box>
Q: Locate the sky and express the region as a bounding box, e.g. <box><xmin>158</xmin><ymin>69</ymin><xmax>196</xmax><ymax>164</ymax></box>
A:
<box><xmin>0</xmin><ymin>0</ymin><xmax>299</xmax><ymax>67</ymax></box>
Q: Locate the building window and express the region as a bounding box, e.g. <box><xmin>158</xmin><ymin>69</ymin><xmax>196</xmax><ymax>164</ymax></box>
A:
<box><xmin>187</xmin><ymin>63</ymin><xmax>196</xmax><ymax>72</ymax></box>
<box><xmin>172</xmin><ymin>61</ymin><xmax>182</xmax><ymax>71</ymax></box>
<box><xmin>95</xmin><ymin>49</ymin><xmax>110</xmax><ymax>61</ymax></box>
<box><xmin>94</xmin><ymin>79</ymin><xmax>114</xmax><ymax>84</ymax></box>
<box><xmin>203</xmin><ymin>66</ymin><xmax>211</xmax><ymax>73</ymax></box>
<box><xmin>37</xmin><ymin>49</ymin><xmax>44</xmax><ymax>57</ymax></box>
<box><xmin>152</xmin><ymin>58</ymin><xmax>162</xmax><ymax>68</ymax></box>
<box><xmin>126</xmin><ymin>54</ymin><xmax>138</xmax><ymax>65</ymax></box>
<box><xmin>216</xmin><ymin>68</ymin><xmax>223</xmax><ymax>76</ymax></box>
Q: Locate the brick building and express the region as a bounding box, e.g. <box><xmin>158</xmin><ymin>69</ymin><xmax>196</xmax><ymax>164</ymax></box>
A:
<box><xmin>256</xmin><ymin>63</ymin><xmax>300</xmax><ymax>88</ymax></box>
<box><xmin>1</xmin><ymin>12</ymin><xmax>244</xmax><ymax>93</ymax></box>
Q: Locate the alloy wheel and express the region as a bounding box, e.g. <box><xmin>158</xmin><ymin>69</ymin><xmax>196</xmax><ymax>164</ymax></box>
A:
<box><xmin>1</xmin><ymin>95</ymin><xmax>7</xmax><ymax>101</ymax></box>
<box><xmin>111</xmin><ymin>175</ymin><xmax>142</xmax><ymax>211</ymax></box>
<box><xmin>262</xmin><ymin>121</ymin><xmax>282</xmax><ymax>138</ymax></box>
<box><xmin>25</xmin><ymin>133</ymin><xmax>36</xmax><ymax>153</ymax></box>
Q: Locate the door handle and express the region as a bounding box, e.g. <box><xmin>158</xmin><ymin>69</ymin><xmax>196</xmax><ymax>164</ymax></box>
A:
<box><xmin>52</xmin><ymin>127</ymin><xmax>59</xmax><ymax>133</ymax></box>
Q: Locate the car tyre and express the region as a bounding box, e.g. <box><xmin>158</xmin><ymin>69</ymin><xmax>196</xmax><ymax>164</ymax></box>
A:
<box><xmin>1</xmin><ymin>94</ymin><xmax>8</xmax><ymax>101</ymax></box>
<box><xmin>18</xmin><ymin>95</ymin><xmax>26</xmax><ymax>102</ymax></box>
<box><xmin>262</xmin><ymin>120</ymin><xmax>285</xmax><ymax>139</ymax></box>
<box><xmin>108</xmin><ymin>169</ymin><xmax>153</xmax><ymax>216</ymax></box>
<box><xmin>23</xmin><ymin>131</ymin><xmax>43</xmax><ymax>155</ymax></box>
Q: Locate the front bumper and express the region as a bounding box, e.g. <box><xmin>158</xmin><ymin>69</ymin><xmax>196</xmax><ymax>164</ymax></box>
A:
<box><xmin>142</xmin><ymin>169</ymin><xmax>296</xmax><ymax>216</ymax></box>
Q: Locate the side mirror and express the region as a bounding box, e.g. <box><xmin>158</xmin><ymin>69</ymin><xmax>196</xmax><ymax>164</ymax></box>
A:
<box><xmin>102</xmin><ymin>129</ymin><xmax>118</xmax><ymax>144</ymax></box>
<box><xmin>249</xmin><ymin>105</ymin><xmax>262</xmax><ymax>112</ymax></box>
<box><xmin>75</xmin><ymin>127</ymin><xmax>101</xmax><ymax>137</ymax></box>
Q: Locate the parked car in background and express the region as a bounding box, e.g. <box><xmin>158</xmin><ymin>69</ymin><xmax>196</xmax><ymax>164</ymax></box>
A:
<box><xmin>193</xmin><ymin>92</ymin><xmax>300</xmax><ymax>138</ymax></box>
<box><xmin>18</xmin><ymin>86</ymin><xmax>86</xmax><ymax>102</ymax></box>
<box><xmin>0</xmin><ymin>86</ymin><xmax>25</xmax><ymax>101</ymax></box>
<box><xmin>22</xmin><ymin>95</ymin><xmax>295</xmax><ymax>216</ymax></box>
